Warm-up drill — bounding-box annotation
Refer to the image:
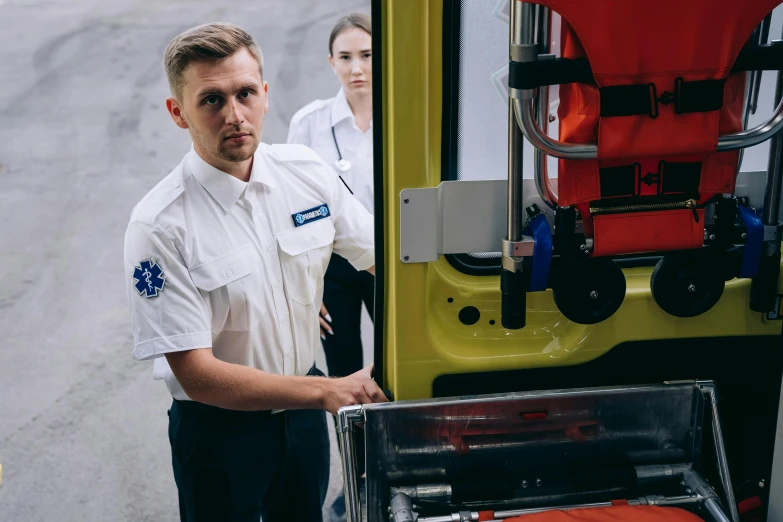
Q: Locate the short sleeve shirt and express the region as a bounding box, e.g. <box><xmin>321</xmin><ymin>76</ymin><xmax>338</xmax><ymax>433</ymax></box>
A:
<box><xmin>124</xmin><ymin>143</ymin><xmax>374</xmax><ymax>400</ymax></box>
<box><xmin>286</xmin><ymin>88</ymin><xmax>374</xmax><ymax>215</ymax></box>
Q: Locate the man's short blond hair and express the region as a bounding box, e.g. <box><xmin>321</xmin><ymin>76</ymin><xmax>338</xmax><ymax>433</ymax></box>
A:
<box><xmin>163</xmin><ymin>22</ymin><xmax>264</xmax><ymax>100</ymax></box>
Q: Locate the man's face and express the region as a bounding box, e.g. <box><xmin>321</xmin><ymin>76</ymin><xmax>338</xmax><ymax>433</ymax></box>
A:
<box><xmin>167</xmin><ymin>48</ymin><xmax>268</xmax><ymax>169</ymax></box>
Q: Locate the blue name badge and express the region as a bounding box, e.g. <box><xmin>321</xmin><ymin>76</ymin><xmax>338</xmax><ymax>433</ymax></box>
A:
<box><xmin>292</xmin><ymin>203</ymin><xmax>330</xmax><ymax>227</ymax></box>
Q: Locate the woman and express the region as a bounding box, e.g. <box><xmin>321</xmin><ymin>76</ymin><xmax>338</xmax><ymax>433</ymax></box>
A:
<box><xmin>287</xmin><ymin>13</ymin><xmax>374</xmax><ymax>382</ymax></box>
<box><xmin>287</xmin><ymin>13</ymin><xmax>373</xmax><ymax>522</ymax></box>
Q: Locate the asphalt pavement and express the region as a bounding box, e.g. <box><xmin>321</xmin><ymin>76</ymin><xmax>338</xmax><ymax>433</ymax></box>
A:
<box><xmin>0</xmin><ymin>0</ymin><xmax>372</xmax><ymax>520</ymax></box>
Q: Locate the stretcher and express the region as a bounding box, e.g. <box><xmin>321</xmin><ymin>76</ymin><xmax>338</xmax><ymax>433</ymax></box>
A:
<box><xmin>340</xmin><ymin>381</ymin><xmax>740</xmax><ymax>522</ymax></box>
<box><xmin>499</xmin><ymin>0</ymin><xmax>783</xmax><ymax>326</ymax></box>
<box><xmin>345</xmin><ymin>1</ymin><xmax>783</xmax><ymax>521</ymax></box>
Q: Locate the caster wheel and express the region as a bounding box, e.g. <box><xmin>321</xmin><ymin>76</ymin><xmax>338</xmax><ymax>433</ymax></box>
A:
<box><xmin>552</xmin><ymin>257</ymin><xmax>626</xmax><ymax>325</ymax></box>
<box><xmin>650</xmin><ymin>254</ymin><xmax>725</xmax><ymax>318</ymax></box>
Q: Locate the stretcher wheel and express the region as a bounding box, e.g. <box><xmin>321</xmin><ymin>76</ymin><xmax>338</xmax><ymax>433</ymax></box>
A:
<box><xmin>552</xmin><ymin>257</ymin><xmax>626</xmax><ymax>325</ymax></box>
<box><xmin>650</xmin><ymin>254</ymin><xmax>725</xmax><ymax>318</ymax></box>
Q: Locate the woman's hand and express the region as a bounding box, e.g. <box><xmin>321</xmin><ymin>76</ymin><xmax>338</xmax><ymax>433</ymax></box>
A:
<box><xmin>319</xmin><ymin>302</ymin><xmax>333</xmax><ymax>340</ymax></box>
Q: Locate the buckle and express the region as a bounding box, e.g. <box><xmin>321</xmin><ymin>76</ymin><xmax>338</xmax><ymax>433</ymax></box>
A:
<box><xmin>608</xmin><ymin>77</ymin><xmax>723</xmax><ymax>119</ymax></box>
<box><xmin>648</xmin><ymin>78</ymin><xmax>684</xmax><ymax>118</ymax></box>
<box><xmin>639</xmin><ymin>170</ymin><xmax>661</xmax><ymax>190</ymax></box>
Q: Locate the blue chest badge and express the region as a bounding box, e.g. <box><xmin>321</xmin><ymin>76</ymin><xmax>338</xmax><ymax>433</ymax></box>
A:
<box><xmin>133</xmin><ymin>259</ymin><xmax>166</xmax><ymax>298</ymax></box>
<box><xmin>292</xmin><ymin>203</ymin><xmax>330</xmax><ymax>227</ymax></box>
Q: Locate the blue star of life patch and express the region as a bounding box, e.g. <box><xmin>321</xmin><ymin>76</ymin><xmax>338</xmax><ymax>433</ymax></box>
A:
<box><xmin>133</xmin><ymin>259</ymin><xmax>166</xmax><ymax>298</ymax></box>
<box><xmin>292</xmin><ymin>203</ymin><xmax>330</xmax><ymax>227</ymax></box>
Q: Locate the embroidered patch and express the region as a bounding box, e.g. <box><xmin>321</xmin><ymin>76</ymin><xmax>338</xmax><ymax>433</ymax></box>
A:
<box><xmin>292</xmin><ymin>204</ymin><xmax>330</xmax><ymax>227</ymax></box>
<box><xmin>133</xmin><ymin>259</ymin><xmax>166</xmax><ymax>298</ymax></box>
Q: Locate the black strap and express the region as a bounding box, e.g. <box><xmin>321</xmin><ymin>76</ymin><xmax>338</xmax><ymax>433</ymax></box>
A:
<box><xmin>600</xmin><ymin>161</ymin><xmax>701</xmax><ymax>198</ymax></box>
<box><xmin>660</xmin><ymin>161</ymin><xmax>702</xmax><ymax>194</ymax></box>
<box><xmin>600</xmin><ymin>85</ymin><xmax>656</xmax><ymax>118</ymax></box>
<box><xmin>600</xmin><ymin>78</ymin><xmax>725</xmax><ymax>118</ymax></box>
<box><xmin>506</xmin><ymin>42</ymin><xmax>783</xmax><ymax>92</ymax></box>
<box><xmin>733</xmin><ymin>42</ymin><xmax>783</xmax><ymax>73</ymax></box>
<box><xmin>675</xmin><ymin>78</ymin><xmax>724</xmax><ymax>114</ymax></box>
<box><xmin>600</xmin><ymin>163</ymin><xmax>640</xmax><ymax>198</ymax></box>
<box><xmin>508</xmin><ymin>58</ymin><xmax>594</xmax><ymax>90</ymax></box>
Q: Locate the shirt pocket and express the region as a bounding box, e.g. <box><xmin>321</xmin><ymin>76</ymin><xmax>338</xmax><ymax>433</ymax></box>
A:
<box><xmin>276</xmin><ymin>218</ymin><xmax>336</xmax><ymax>305</ymax></box>
<box><xmin>188</xmin><ymin>244</ymin><xmax>263</xmax><ymax>332</ymax></box>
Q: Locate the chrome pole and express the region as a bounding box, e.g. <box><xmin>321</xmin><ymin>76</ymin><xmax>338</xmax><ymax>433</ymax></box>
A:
<box><xmin>750</xmin><ymin>28</ymin><xmax>783</xmax><ymax>312</ymax></box>
<box><xmin>501</xmin><ymin>1</ymin><xmax>536</xmax><ymax>329</ymax></box>
<box><xmin>338</xmin><ymin>407</ymin><xmax>364</xmax><ymax>522</ymax></box>
<box><xmin>516</xmin><ymin>98</ymin><xmax>598</xmax><ymax>158</ymax></box>
<box><xmin>698</xmin><ymin>383</ymin><xmax>740</xmax><ymax>522</ymax></box>
<box><xmin>507</xmin><ymin>1</ymin><xmax>534</xmax><ymax>242</ymax></box>
<box><xmin>717</xmin><ymin>92</ymin><xmax>783</xmax><ymax>151</ymax></box>
<box><xmin>533</xmin><ymin>5</ymin><xmax>558</xmax><ymax>208</ymax></box>
<box><xmin>703</xmin><ymin>498</ymin><xmax>734</xmax><ymax>522</ymax></box>
<box><xmin>762</xmin><ymin>64</ymin><xmax>783</xmax><ymax>228</ymax></box>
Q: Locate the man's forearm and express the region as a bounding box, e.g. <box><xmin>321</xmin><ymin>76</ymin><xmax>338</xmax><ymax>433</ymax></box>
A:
<box><xmin>168</xmin><ymin>350</ymin><xmax>330</xmax><ymax>411</ymax></box>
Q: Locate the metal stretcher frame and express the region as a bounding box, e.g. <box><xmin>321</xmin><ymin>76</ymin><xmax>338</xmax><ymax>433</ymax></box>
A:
<box><xmin>516</xmin><ymin>7</ymin><xmax>783</xmax><ymax>205</ymax></box>
<box><xmin>500</xmin><ymin>0</ymin><xmax>783</xmax><ymax>329</ymax></box>
<box><xmin>338</xmin><ymin>382</ymin><xmax>738</xmax><ymax>522</ymax></box>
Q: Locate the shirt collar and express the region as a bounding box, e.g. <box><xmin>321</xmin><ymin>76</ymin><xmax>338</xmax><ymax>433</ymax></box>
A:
<box><xmin>188</xmin><ymin>150</ymin><xmax>246</xmax><ymax>212</ymax></box>
<box><xmin>189</xmin><ymin>147</ymin><xmax>277</xmax><ymax>212</ymax></box>
<box><xmin>331</xmin><ymin>88</ymin><xmax>354</xmax><ymax>128</ymax></box>
<box><xmin>248</xmin><ymin>145</ymin><xmax>278</xmax><ymax>190</ymax></box>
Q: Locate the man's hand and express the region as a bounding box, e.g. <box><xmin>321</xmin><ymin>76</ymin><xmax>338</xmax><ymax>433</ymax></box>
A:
<box><xmin>319</xmin><ymin>303</ymin><xmax>333</xmax><ymax>340</ymax></box>
<box><xmin>323</xmin><ymin>365</ymin><xmax>388</xmax><ymax>415</ymax></box>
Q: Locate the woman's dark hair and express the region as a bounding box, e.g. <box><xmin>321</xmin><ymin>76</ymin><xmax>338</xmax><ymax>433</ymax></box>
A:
<box><xmin>329</xmin><ymin>13</ymin><xmax>371</xmax><ymax>56</ymax></box>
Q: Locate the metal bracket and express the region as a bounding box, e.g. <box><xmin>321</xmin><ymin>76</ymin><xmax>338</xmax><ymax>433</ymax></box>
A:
<box><xmin>501</xmin><ymin>237</ymin><xmax>536</xmax><ymax>257</ymax></box>
<box><xmin>500</xmin><ymin>235</ymin><xmax>535</xmax><ymax>274</ymax></box>
<box><xmin>399</xmin><ymin>179</ymin><xmax>553</xmax><ymax>264</ymax></box>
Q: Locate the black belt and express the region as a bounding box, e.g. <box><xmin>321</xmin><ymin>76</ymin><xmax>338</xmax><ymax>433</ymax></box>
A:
<box><xmin>600</xmin><ymin>77</ymin><xmax>725</xmax><ymax>119</ymax></box>
<box><xmin>600</xmin><ymin>161</ymin><xmax>702</xmax><ymax>199</ymax></box>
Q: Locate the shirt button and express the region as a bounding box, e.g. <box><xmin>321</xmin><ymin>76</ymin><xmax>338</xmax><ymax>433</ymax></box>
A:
<box><xmin>266</xmin><ymin>244</ymin><xmax>274</xmax><ymax>251</ymax></box>
<box><xmin>173</xmin><ymin>181</ymin><xmax>181</xmax><ymax>188</ymax></box>
<box><xmin>225</xmin><ymin>269</ymin><xmax>233</xmax><ymax>277</ymax></box>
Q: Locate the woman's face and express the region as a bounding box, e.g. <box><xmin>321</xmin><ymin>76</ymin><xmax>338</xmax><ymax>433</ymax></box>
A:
<box><xmin>329</xmin><ymin>27</ymin><xmax>372</xmax><ymax>98</ymax></box>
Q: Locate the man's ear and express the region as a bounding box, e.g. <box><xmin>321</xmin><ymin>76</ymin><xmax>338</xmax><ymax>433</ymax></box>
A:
<box><xmin>166</xmin><ymin>97</ymin><xmax>189</xmax><ymax>129</ymax></box>
<box><xmin>263</xmin><ymin>81</ymin><xmax>269</xmax><ymax>114</ymax></box>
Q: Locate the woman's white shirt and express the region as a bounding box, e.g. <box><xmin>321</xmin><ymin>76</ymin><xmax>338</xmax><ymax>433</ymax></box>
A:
<box><xmin>287</xmin><ymin>88</ymin><xmax>374</xmax><ymax>215</ymax></box>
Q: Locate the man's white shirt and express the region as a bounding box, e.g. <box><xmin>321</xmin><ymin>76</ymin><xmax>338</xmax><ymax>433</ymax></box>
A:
<box><xmin>124</xmin><ymin>143</ymin><xmax>374</xmax><ymax>400</ymax></box>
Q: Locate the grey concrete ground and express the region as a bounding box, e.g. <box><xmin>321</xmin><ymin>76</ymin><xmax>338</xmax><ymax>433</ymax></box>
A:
<box><xmin>0</xmin><ymin>0</ymin><xmax>372</xmax><ymax>520</ymax></box>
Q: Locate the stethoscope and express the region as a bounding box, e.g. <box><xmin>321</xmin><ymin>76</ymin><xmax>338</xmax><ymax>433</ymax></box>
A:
<box><xmin>331</xmin><ymin>125</ymin><xmax>354</xmax><ymax>194</ymax></box>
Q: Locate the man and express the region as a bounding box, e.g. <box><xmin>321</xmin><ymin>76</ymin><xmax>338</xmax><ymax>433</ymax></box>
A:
<box><xmin>123</xmin><ymin>22</ymin><xmax>386</xmax><ymax>522</ymax></box>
